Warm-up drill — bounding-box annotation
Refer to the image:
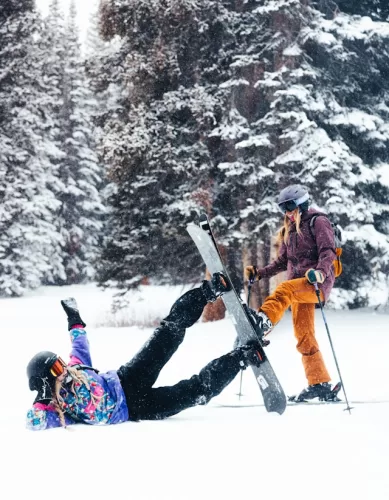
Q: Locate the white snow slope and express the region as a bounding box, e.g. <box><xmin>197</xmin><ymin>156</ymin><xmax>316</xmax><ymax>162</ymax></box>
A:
<box><xmin>2</xmin><ymin>283</ymin><xmax>389</xmax><ymax>500</ymax></box>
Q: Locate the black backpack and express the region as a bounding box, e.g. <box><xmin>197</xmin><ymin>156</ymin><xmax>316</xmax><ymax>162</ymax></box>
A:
<box><xmin>309</xmin><ymin>215</ymin><xmax>343</xmax><ymax>278</ymax></box>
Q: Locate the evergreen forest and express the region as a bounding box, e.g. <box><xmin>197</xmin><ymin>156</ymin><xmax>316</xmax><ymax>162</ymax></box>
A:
<box><xmin>1</xmin><ymin>0</ymin><xmax>389</xmax><ymax>309</ymax></box>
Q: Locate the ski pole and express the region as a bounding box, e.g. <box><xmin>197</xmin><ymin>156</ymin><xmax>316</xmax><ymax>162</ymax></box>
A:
<box><xmin>247</xmin><ymin>277</ymin><xmax>253</xmax><ymax>306</ymax></box>
<box><xmin>238</xmin><ymin>277</ymin><xmax>255</xmax><ymax>400</ymax></box>
<box><xmin>312</xmin><ymin>281</ymin><xmax>352</xmax><ymax>414</ymax></box>
<box><xmin>238</xmin><ymin>370</ymin><xmax>243</xmax><ymax>400</ymax></box>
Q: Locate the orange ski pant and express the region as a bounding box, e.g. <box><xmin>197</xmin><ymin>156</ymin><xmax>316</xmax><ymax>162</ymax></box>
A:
<box><xmin>259</xmin><ymin>277</ymin><xmax>330</xmax><ymax>385</ymax></box>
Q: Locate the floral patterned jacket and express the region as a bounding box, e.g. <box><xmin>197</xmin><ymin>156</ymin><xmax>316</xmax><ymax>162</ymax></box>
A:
<box><xmin>26</xmin><ymin>328</ymin><xmax>129</xmax><ymax>430</ymax></box>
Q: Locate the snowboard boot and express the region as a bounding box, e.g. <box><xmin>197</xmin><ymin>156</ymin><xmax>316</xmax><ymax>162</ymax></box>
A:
<box><xmin>234</xmin><ymin>306</ymin><xmax>273</xmax><ymax>348</ymax></box>
<box><xmin>61</xmin><ymin>297</ymin><xmax>86</xmax><ymax>331</ymax></box>
<box><xmin>236</xmin><ymin>341</ymin><xmax>265</xmax><ymax>369</ymax></box>
<box><xmin>295</xmin><ymin>382</ymin><xmax>334</xmax><ymax>402</ymax></box>
<box><xmin>163</xmin><ymin>288</ymin><xmax>207</xmax><ymax>329</ymax></box>
<box><xmin>201</xmin><ymin>272</ymin><xmax>231</xmax><ymax>303</ymax></box>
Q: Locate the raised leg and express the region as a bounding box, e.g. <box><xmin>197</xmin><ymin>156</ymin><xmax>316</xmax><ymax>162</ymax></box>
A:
<box><xmin>118</xmin><ymin>288</ymin><xmax>206</xmax><ymax>393</ymax></box>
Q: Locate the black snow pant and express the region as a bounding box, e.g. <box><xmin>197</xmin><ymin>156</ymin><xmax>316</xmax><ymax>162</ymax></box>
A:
<box><xmin>117</xmin><ymin>287</ymin><xmax>243</xmax><ymax>420</ymax></box>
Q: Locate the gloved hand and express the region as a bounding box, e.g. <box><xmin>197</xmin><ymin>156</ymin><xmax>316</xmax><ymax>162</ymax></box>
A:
<box><xmin>244</xmin><ymin>265</ymin><xmax>261</xmax><ymax>282</ymax></box>
<box><xmin>305</xmin><ymin>268</ymin><xmax>325</xmax><ymax>284</ymax></box>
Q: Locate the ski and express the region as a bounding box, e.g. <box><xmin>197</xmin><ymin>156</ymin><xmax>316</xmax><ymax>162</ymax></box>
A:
<box><xmin>288</xmin><ymin>381</ymin><xmax>342</xmax><ymax>403</ymax></box>
<box><xmin>214</xmin><ymin>399</ymin><xmax>389</xmax><ymax>408</ymax></box>
<box><xmin>187</xmin><ymin>214</ymin><xmax>287</xmax><ymax>415</ymax></box>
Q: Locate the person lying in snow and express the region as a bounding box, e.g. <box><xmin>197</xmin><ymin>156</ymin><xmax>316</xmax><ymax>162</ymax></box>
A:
<box><xmin>26</xmin><ymin>274</ymin><xmax>262</xmax><ymax>430</ymax></box>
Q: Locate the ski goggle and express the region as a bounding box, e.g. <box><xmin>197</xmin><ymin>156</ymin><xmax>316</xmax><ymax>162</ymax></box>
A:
<box><xmin>278</xmin><ymin>192</ymin><xmax>309</xmax><ymax>214</ymax></box>
<box><xmin>49</xmin><ymin>357</ymin><xmax>67</xmax><ymax>377</ymax></box>
<box><xmin>278</xmin><ymin>200</ymin><xmax>299</xmax><ymax>214</ymax></box>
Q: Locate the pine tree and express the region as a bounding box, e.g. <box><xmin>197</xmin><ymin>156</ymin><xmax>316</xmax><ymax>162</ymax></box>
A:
<box><xmin>311</xmin><ymin>2</ymin><xmax>389</xmax><ymax>306</ymax></box>
<box><xmin>221</xmin><ymin>0</ymin><xmax>389</xmax><ymax>307</ymax></box>
<box><xmin>0</xmin><ymin>0</ymin><xmax>64</xmax><ymax>296</ymax></box>
<box><xmin>55</xmin><ymin>0</ymin><xmax>105</xmax><ymax>284</ymax></box>
<box><xmin>93</xmin><ymin>0</ymin><xmax>389</xmax><ymax>307</ymax></box>
<box><xmin>84</xmin><ymin>2</ymin><xmax>116</xmax><ymax>123</ymax></box>
<box><xmin>96</xmin><ymin>0</ymin><xmax>235</xmax><ymax>290</ymax></box>
<box><xmin>40</xmin><ymin>0</ymin><xmax>66</xmax><ymax>160</ymax></box>
<box><xmin>335</xmin><ymin>0</ymin><xmax>389</xmax><ymax>20</ymax></box>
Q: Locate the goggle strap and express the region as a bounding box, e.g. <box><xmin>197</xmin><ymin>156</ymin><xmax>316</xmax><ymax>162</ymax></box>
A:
<box><xmin>294</xmin><ymin>192</ymin><xmax>309</xmax><ymax>206</ymax></box>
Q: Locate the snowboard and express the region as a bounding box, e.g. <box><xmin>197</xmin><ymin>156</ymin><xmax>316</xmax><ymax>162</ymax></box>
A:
<box><xmin>187</xmin><ymin>214</ymin><xmax>287</xmax><ymax>415</ymax></box>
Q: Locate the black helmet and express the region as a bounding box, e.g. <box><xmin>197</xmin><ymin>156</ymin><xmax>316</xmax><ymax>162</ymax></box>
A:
<box><xmin>27</xmin><ymin>351</ymin><xmax>58</xmax><ymax>403</ymax></box>
<box><xmin>278</xmin><ymin>185</ymin><xmax>309</xmax><ymax>213</ymax></box>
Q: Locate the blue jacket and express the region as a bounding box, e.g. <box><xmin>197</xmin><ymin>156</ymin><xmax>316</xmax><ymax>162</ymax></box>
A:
<box><xmin>26</xmin><ymin>328</ymin><xmax>129</xmax><ymax>430</ymax></box>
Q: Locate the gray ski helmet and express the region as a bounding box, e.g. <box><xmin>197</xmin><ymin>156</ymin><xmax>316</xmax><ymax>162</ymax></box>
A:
<box><xmin>27</xmin><ymin>351</ymin><xmax>58</xmax><ymax>403</ymax></box>
<box><xmin>277</xmin><ymin>185</ymin><xmax>309</xmax><ymax>213</ymax></box>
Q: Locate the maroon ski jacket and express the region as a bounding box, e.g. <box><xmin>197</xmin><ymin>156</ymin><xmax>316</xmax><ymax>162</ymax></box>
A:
<box><xmin>258</xmin><ymin>209</ymin><xmax>336</xmax><ymax>301</ymax></box>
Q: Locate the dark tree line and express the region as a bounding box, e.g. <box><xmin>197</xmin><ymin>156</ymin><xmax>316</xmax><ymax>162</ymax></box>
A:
<box><xmin>92</xmin><ymin>0</ymin><xmax>389</xmax><ymax>308</ymax></box>
<box><xmin>1</xmin><ymin>0</ymin><xmax>389</xmax><ymax>309</ymax></box>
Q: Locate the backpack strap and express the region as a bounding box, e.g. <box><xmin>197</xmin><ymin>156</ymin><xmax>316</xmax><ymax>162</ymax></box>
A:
<box><xmin>308</xmin><ymin>214</ymin><xmax>320</xmax><ymax>240</ymax></box>
<box><xmin>309</xmin><ymin>214</ymin><xmax>342</xmax><ymax>247</ymax></box>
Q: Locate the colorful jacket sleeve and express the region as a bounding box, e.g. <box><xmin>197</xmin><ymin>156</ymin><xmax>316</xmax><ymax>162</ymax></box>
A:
<box><xmin>258</xmin><ymin>241</ymin><xmax>288</xmax><ymax>279</ymax></box>
<box><xmin>68</xmin><ymin>328</ymin><xmax>92</xmax><ymax>367</ymax></box>
<box><xmin>314</xmin><ymin>216</ymin><xmax>336</xmax><ymax>278</ymax></box>
<box><xmin>26</xmin><ymin>403</ymin><xmax>76</xmax><ymax>431</ymax></box>
<box><xmin>26</xmin><ymin>329</ymin><xmax>92</xmax><ymax>431</ymax></box>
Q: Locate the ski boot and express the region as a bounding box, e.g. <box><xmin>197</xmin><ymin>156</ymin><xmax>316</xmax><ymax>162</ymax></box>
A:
<box><xmin>244</xmin><ymin>305</ymin><xmax>273</xmax><ymax>342</ymax></box>
<box><xmin>61</xmin><ymin>297</ymin><xmax>86</xmax><ymax>331</ymax></box>
<box><xmin>163</xmin><ymin>288</ymin><xmax>207</xmax><ymax>329</ymax></box>
<box><xmin>291</xmin><ymin>382</ymin><xmax>341</xmax><ymax>403</ymax></box>
<box><xmin>201</xmin><ymin>272</ymin><xmax>231</xmax><ymax>303</ymax></box>
<box><xmin>233</xmin><ymin>305</ymin><xmax>272</xmax><ymax>348</ymax></box>
<box><xmin>235</xmin><ymin>341</ymin><xmax>265</xmax><ymax>369</ymax></box>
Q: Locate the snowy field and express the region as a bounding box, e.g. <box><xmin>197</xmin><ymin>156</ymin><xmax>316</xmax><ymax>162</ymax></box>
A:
<box><xmin>2</xmin><ymin>283</ymin><xmax>389</xmax><ymax>500</ymax></box>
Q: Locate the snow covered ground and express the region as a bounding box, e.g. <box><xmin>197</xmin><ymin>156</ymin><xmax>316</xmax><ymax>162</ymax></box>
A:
<box><xmin>2</xmin><ymin>283</ymin><xmax>389</xmax><ymax>500</ymax></box>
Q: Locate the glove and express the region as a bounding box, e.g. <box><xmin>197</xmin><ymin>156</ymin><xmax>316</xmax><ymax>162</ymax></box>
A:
<box><xmin>244</xmin><ymin>265</ymin><xmax>261</xmax><ymax>282</ymax></box>
<box><xmin>305</xmin><ymin>269</ymin><xmax>325</xmax><ymax>284</ymax></box>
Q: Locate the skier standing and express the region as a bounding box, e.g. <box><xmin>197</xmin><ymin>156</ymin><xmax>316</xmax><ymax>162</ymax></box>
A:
<box><xmin>244</xmin><ymin>185</ymin><xmax>338</xmax><ymax>401</ymax></box>
<box><xmin>26</xmin><ymin>275</ymin><xmax>263</xmax><ymax>430</ymax></box>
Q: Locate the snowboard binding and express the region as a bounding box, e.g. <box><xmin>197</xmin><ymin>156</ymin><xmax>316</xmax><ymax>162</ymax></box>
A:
<box><xmin>201</xmin><ymin>272</ymin><xmax>231</xmax><ymax>303</ymax></box>
<box><xmin>237</xmin><ymin>341</ymin><xmax>266</xmax><ymax>369</ymax></box>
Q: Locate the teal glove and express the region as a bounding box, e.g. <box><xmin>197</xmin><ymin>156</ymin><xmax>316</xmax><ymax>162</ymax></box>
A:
<box><xmin>305</xmin><ymin>269</ymin><xmax>325</xmax><ymax>284</ymax></box>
